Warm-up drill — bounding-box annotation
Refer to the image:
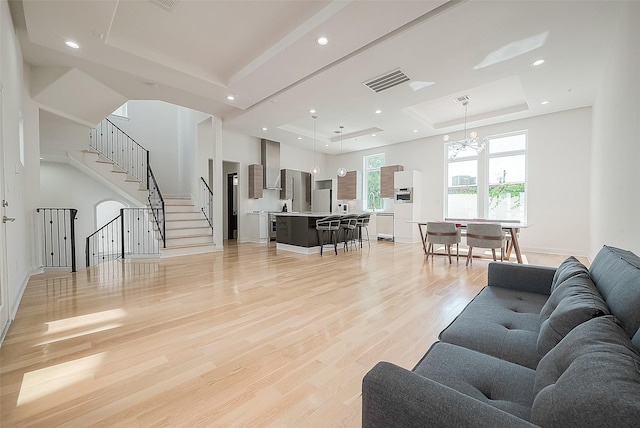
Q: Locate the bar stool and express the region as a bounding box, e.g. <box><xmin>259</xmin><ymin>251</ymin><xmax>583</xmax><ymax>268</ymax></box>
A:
<box><xmin>339</xmin><ymin>214</ymin><xmax>359</xmax><ymax>251</ymax></box>
<box><xmin>356</xmin><ymin>214</ymin><xmax>371</xmax><ymax>249</ymax></box>
<box><xmin>316</xmin><ymin>215</ymin><xmax>341</xmax><ymax>255</ymax></box>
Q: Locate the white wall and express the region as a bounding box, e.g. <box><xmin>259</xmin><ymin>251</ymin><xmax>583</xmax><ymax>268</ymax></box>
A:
<box><xmin>325</xmin><ymin>108</ymin><xmax>592</xmax><ymax>256</ymax></box>
<box><xmin>114</xmin><ymin>101</ymin><xmax>181</xmax><ymax>195</ymax></box>
<box><xmin>1</xmin><ymin>0</ymin><xmax>41</xmax><ymax>317</ymax></box>
<box><xmin>590</xmin><ymin>0</ymin><xmax>640</xmax><ymax>259</ymax></box>
<box><xmin>39</xmin><ymin>110</ymin><xmax>89</xmax><ymax>156</ymax></box>
<box><xmin>39</xmin><ymin>161</ymin><xmax>133</xmax><ymax>269</ymax></box>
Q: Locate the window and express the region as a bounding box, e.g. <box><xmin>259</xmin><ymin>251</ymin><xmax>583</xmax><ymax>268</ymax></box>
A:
<box><xmin>445</xmin><ymin>131</ymin><xmax>527</xmax><ymax>222</ymax></box>
<box><xmin>110</xmin><ymin>102</ymin><xmax>129</xmax><ymax>119</ymax></box>
<box><xmin>363</xmin><ymin>153</ymin><xmax>385</xmax><ymax>210</ymax></box>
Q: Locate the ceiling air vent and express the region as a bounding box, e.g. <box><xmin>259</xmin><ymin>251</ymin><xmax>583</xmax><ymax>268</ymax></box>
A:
<box><xmin>150</xmin><ymin>0</ymin><xmax>178</xmax><ymax>11</ymax></box>
<box><xmin>453</xmin><ymin>95</ymin><xmax>471</xmax><ymax>103</ymax></box>
<box><xmin>364</xmin><ymin>69</ymin><xmax>410</xmax><ymax>93</ymax></box>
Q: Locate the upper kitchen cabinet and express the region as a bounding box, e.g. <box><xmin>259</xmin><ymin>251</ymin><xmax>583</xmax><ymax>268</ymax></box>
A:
<box><xmin>337</xmin><ymin>170</ymin><xmax>362</xmax><ymax>200</ymax></box>
<box><xmin>380</xmin><ymin>165</ymin><xmax>404</xmax><ymax>198</ymax></box>
<box><xmin>248</xmin><ymin>164</ymin><xmax>263</xmax><ymax>199</ymax></box>
<box><xmin>280</xmin><ymin>169</ymin><xmax>294</xmax><ymax>200</ymax></box>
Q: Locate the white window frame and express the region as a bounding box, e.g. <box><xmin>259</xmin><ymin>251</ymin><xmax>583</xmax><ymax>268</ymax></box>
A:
<box><xmin>363</xmin><ymin>153</ymin><xmax>385</xmax><ymax>211</ymax></box>
<box><xmin>445</xmin><ymin>130</ymin><xmax>528</xmax><ymax>221</ymax></box>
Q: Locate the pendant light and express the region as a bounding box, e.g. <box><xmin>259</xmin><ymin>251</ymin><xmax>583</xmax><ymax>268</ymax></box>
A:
<box><xmin>310</xmin><ymin>115</ymin><xmax>320</xmax><ymax>175</ymax></box>
<box><xmin>336</xmin><ymin>126</ymin><xmax>347</xmax><ymax>177</ymax></box>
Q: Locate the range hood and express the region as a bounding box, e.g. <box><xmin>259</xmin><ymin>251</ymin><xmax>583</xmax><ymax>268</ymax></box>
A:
<box><xmin>261</xmin><ymin>139</ymin><xmax>281</xmax><ymax>189</ymax></box>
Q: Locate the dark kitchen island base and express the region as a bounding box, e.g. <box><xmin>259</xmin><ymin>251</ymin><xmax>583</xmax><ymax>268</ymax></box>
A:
<box><xmin>275</xmin><ymin>212</ymin><xmax>340</xmax><ymax>254</ymax></box>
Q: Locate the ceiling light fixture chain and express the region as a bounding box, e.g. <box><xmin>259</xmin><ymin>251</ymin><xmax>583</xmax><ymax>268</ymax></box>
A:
<box><xmin>337</xmin><ymin>126</ymin><xmax>347</xmax><ymax>177</ymax></box>
<box><xmin>443</xmin><ymin>97</ymin><xmax>487</xmax><ymax>160</ymax></box>
<box><xmin>311</xmin><ymin>115</ymin><xmax>320</xmax><ymax>175</ymax></box>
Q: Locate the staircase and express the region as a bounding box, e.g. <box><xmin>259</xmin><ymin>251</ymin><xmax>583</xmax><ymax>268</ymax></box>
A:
<box><xmin>79</xmin><ymin>118</ymin><xmax>217</xmax><ymax>262</ymax></box>
<box><xmin>161</xmin><ymin>197</ymin><xmax>216</xmax><ymax>257</ymax></box>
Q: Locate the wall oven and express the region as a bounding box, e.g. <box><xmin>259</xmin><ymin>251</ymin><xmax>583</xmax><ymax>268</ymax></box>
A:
<box><xmin>394</xmin><ymin>187</ymin><xmax>413</xmax><ymax>203</ymax></box>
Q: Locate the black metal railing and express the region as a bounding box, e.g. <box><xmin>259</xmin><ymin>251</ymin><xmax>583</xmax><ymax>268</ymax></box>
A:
<box><xmin>148</xmin><ymin>167</ymin><xmax>166</xmax><ymax>248</ymax></box>
<box><xmin>200</xmin><ymin>177</ymin><xmax>213</xmax><ymax>231</ymax></box>
<box><xmin>88</xmin><ymin>118</ymin><xmax>165</xmax><ymax>249</ymax></box>
<box><xmin>89</xmin><ymin>118</ymin><xmax>148</xmax><ymax>186</ymax></box>
<box><xmin>86</xmin><ymin>208</ymin><xmax>160</xmax><ymax>267</ymax></box>
<box><xmin>37</xmin><ymin>208</ymin><xmax>78</xmax><ymax>272</ymax></box>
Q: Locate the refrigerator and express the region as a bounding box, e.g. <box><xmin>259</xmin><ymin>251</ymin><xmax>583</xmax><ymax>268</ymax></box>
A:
<box><xmin>312</xmin><ymin>189</ymin><xmax>332</xmax><ymax>213</ymax></box>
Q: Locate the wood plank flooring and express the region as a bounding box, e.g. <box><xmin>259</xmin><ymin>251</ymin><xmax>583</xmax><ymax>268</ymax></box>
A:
<box><xmin>0</xmin><ymin>240</ymin><xmax>571</xmax><ymax>427</ymax></box>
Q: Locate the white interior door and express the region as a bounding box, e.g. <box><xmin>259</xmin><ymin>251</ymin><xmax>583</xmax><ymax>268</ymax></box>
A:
<box><xmin>0</xmin><ymin>87</ymin><xmax>10</xmax><ymax>342</ymax></box>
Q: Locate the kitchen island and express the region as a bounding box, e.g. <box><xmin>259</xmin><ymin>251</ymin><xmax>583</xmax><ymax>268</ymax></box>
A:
<box><xmin>274</xmin><ymin>212</ymin><xmax>334</xmax><ymax>254</ymax></box>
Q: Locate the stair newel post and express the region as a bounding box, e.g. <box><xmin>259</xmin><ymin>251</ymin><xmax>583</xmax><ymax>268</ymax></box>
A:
<box><xmin>146</xmin><ymin>151</ymin><xmax>150</xmax><ymax>190</ymax></box>
<box><xmin>86</xmin><ymin>235</ymin><xmax>90</xmax><ymax>268</ymax></box>
<box><xmin>70</xmin><ymin>209</ymin><xmax>78</xmax><ymax>272</ymax></box>
<box><xmin>162</xmin><ymin>200</ymin><xmax>166</xmax><ymax>248</ymax></box>
<box><xmin>120</xmin><ymin>208</ymin><xmax>125</xmax><ymax>260</ymax></box>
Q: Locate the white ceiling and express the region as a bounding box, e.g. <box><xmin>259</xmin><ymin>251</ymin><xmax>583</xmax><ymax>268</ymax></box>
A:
<box><xmin>11</xmin><ymin>0</ymin><xmax>624</xmax><ymax>154</ymax></box>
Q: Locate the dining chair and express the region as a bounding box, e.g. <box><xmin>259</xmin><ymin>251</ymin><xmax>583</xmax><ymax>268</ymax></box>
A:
<box><xmin>426</xmin><ymin>222</ymin><xmax>461</xmax><ymax>263</ymax></box>
<box><xmin>316</xmin><ymin>215</ymin><xmax>341</xmax><ymax>255</ymax></box>
<box><xmin>465</xmin><ymin>223</ymin><xmax>506</xmax><ymax>266</ymax></box>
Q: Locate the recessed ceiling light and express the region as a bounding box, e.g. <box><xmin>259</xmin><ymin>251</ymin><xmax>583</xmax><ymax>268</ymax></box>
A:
<box><xmin>325</xmin><ymin>144</ymin><xmax>329</xmax><ymax>147</ymax></box>
<box><xmin>532</xmin><ymin>59</ymin><xmax>545</xmax><ymax>66</ymax></box>
<box><xmin>65</xmin><ymin>40</ymin><xmax>80</xmax><ymax>49</ymax></box>
<box><xmin>541</xmin><ymin>100</ymin><xmax>550</xmax><ymax>105</ymax></box>
<box><xmin>262</xmin><ymin>127</ymin><xmax>268</xmax><ymax>131</ymax></box>
<box><xmin>372</xmin><ymin>134</ymin><xmax>377</xmax><ymax>137</ymax></box>
<box><xmin>374</xmin><ymin>109</ymin><xmax>382</xmax><ymax>114</ymax></box>
<box><xmin>412</xmin><ymin>129</ymin><xmax>418</xmax><ymax>133</ymax></box>
<box><xmin>309</xmin><ymin>109</ymin><xmax>316</xmax><ymax>114</ymax></box>
<box><xmin>226</xmin><ymin>95</ymin><xmax>235</xmax><ymax>101</ymax></box>
<box><xmin>316</xmin><ymin>36</ymin><xmax>328</xmax><ymax>46</ymax></box>
<box><xmin>297</xmin><ymin>137</ymin><xmax>302</xmax><ymax>140</ymax></box>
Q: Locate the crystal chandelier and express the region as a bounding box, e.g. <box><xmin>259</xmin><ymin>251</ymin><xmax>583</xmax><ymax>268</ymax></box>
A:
<box><xmin>443</xmin><ymin>98</ymin><xmax>487</xmax><ymax>160</ymax></box>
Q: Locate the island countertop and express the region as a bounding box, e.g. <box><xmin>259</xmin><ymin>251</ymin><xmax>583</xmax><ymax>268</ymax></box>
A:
<box><xmin>272</xmin><ymin>212</ymin><xmax>334</xmax><ymax>217</ymax></box>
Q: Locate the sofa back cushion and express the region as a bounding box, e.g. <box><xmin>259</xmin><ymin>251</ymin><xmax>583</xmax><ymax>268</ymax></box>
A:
<box><xmin>537</xmin><ymin>274</ymin><xmax>609</xmax><ymax>355</ymax></box>
<box><xmin>589</xmin><ymin>245</ymin><xmax>640</xmax><ymax>337</ymax></box>
<box><xmin>551</xmin><ymin>256</ymin><xmax>590</xmax><ymax>292</ymax></box>
<box><xmin>531</xmin><ymin>316</ymin><xmax>640</xmax><ymax>426</ymax></box>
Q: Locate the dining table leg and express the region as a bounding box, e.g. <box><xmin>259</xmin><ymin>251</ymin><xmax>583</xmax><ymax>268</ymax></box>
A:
<box><xmin>506</xmin><ymin>227</ymin><xmax>523</xmax><ymax>263</ymax></box>
<box><xmin>418</xmin><ymin>223</ymin><xmax>428</xmax><ymax>255</ymax></box>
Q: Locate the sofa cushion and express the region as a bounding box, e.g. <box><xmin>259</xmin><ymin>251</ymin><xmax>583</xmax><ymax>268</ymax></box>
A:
<box><xmin>551</xmin><ymin>256</ymin><xmax>590</xmax><ymax>292</ymax></box>
<box><xmin>531</xmin><ymin>316</ymin><xmax>640</xmax><ymax>427</ymax></box>
<box><xmin>439</xmin><ymin>286</ymin><xmax>547</xmax><ymax>369</ymax></box>
<box><xmin>537</xmin><ymin>274</ymin><xmax>609</xmax><ymax>355</ymax></box>
<box><xmin>414</xmin><ymin>342</ymin><xmax>537</xmax><ymax>421</ymax></box>
<box><xmin>589</xmin><ymin>245</ymin><xmax>640</xmax><ymax>338</ymax></box>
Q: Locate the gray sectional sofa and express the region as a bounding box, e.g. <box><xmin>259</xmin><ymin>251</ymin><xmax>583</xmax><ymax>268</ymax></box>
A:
<box><xmin>362</xmin><ymin>245</ymin><xmax>640</xmax><ymax>427</ymax></box>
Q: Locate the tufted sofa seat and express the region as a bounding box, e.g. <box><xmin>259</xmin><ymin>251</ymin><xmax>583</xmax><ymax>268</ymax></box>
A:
<box><xmin>362</xmin><ymin>245</ymin><xmax>640</xmax><ymax>427</ymax></box>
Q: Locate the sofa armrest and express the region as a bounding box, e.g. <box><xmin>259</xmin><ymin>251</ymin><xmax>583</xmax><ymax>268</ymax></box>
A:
<box><xmin>487</xmin><ymin>262</ymin><xmax>556</xmax><ymax>295</ymax></box>
<box><xmin>362</xmin><ymin>362</ymin><xmax>537</xmax><ymax>428</ymax></box>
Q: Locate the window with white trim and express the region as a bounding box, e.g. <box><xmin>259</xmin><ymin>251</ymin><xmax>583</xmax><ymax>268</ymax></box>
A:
<box><xmin>363</xmin><ymin>153</ymin><xmax>385</xmax><ymax>210</ymax></box>
<box><xmin>445</xmin><ymin>131</ymin><xmax>527</xmax><ymax>222</ymax></box>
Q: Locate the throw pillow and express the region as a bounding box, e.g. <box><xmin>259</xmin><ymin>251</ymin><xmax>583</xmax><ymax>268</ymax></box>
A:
<box><xmin>537</xmin><ymin>274</ymin><xmax>609</xmax><ymax>355</ymax></box>
<box><xmin>532</xmin><ymin>316</ymin><xmax>640</xmax><ymax>427</ymax></box>
<box><xmin>550</xmin><ymin>256</ymin><xmax>589</xmax><ymax>292</ymax></box>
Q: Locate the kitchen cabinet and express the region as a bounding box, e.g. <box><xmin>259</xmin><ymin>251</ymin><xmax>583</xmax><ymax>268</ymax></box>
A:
<box><xmin>248</xmin><ymin>164</ymin><xmax>263</xmax><ymax>199</ymax></box>
<box><xmin>337</xmin><ymin>170</ymin><xmax>362</xmax><ymax>200</ymax></box>
<box><xmin>380</xmin><ymin>165</ymin><xmax>404</xmax><ymax>198</ymax></box>
<box><xmin>245</xmin><ymin>212</ymin><xmax>269</xmax><ymax>243</ymax></box>
<box><xmin>280</xmin><ymin>169</ymin><xmax>294</xmax><ymax>200</ymax></box>
<box><xmin>376</xmin><ymin>213</ymin><xmax>394</xmax><ymax>240</ymax></box>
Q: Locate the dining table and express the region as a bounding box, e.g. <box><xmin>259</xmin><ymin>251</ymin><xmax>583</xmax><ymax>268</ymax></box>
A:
<box><xmin>416</xmin><ymin>219</ymin><xmax>530</xmax><ymax>264</ymax></box>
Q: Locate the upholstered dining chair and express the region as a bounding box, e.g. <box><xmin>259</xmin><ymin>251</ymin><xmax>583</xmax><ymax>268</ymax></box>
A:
<box><xmin>316</xmin><ymin>215</ymin><xmax>341</xmax><ymax>255</ymax></box>
<box><xmin>426</xmin><ymin>222</ymin><xmax>461</xmax><ymax>263</ymax></box>
<box><xmin>465</xmin><ymin>223</ymin><xmax>506</xmax><ymax>266</ymax></box>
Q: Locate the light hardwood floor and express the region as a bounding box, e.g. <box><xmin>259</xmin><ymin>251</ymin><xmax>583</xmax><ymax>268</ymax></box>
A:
<box><xmin>0</xmin><ymin>240</ymin><xmax>573</xmax><ymax>427</ymax></box>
